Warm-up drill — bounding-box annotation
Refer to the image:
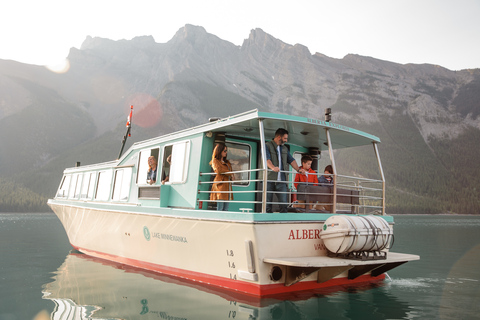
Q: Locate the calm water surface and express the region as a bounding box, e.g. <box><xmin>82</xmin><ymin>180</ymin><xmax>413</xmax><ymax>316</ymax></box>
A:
<box><xmin>1</xmin><ymin>213</ymin><xmax>479</xmax><ymax>320</ymax></box>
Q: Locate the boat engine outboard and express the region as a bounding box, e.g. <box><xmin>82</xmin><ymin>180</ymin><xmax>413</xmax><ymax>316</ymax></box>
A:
<box><xmin>320</xmin><ymin>215</ymin><xmax>393</xmax><ymax>260</ymax></box>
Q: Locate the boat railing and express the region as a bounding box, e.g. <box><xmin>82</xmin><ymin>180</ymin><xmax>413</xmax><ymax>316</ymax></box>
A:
<box><xmin>198</xmin><ymin>168</ymin><xmax>384</xmax><ymax>214</ymax></box>
<box><xmin>330</xmin><ymin>174</ymin><xmax>384</xmax><ymax>215</ymax></box>
<box><xmin>198</xmin><ymin>169</ymin><xmax>264</xmax><ymax>208</ymax></box>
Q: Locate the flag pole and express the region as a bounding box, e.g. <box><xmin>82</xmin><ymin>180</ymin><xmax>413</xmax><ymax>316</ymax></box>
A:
<box><xmin>118</xmin><ymin>105</ymin><xmax>133</xmax><ymax>160</ymax></box>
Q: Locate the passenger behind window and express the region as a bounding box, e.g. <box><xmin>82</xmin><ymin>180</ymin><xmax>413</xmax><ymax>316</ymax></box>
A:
<box><xmin>162</xmin><ymin>155</ymin><xmax>171</xmax><ymax>184</ymax></box>
<box><xmin>147</xmin><ymin>156</ymin><xmax>158</xmax><ymax>185</ymax></box>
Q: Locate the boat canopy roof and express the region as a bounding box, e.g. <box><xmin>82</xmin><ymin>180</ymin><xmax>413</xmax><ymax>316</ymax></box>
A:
<box><xmin>130</xmin><ymin>109</ymin><xmax>380</xmax><ymax>153</ymax></box>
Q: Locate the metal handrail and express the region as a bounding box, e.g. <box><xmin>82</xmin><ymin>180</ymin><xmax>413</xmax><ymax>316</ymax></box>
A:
<box><xmin>198</xmin><ymin>190</ymin><xmax>263</xmax><ymax>194</ymax></box>
<box><xmin>199</xmin><ymin>179</ymin><xmax>264</xmax><ymax>185</ymax></box>
<box><xmin>199</xmin><ymin>168</ymin><xmax>265</xmax><ymax>176</ymax></box>
<box><xmin>198</xmin><ymin>167</ymin><xmax>385</xmax><ymax>214</ymax></box>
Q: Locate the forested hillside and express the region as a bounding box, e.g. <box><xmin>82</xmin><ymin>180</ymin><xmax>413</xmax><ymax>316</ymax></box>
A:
<box><xmin>0</xmin><ymin>179</ymin><xmax>49</xmax><ymax>212</ymax></box>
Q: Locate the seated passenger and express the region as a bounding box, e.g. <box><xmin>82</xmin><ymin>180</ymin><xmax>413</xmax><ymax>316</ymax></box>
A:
<box><xmin>314</xmin><ymin>165</ymin><xmax>334</xmax><ymax>212</ymax></box>
<box><xmin>318</xmin><ymin>165</ymin><xmax>333</xmax><ymax>185</ymax></box>
<box><xmin>147</xmin><ymin>156</ymin><xmax>157</xmax><ymax>185</ymax></box>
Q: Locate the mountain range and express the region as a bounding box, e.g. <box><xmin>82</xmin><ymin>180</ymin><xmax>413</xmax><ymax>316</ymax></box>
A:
<box><xmin>1</xmin><ymin>24</ymin><xmax>479</xmax><ymax>213</ymax></box>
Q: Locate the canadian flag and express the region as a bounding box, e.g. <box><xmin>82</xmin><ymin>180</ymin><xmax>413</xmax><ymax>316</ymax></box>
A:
<box><xmin>126</xmin><ymin>105</ymin><xmax>133</xmax><ymax>127</ymax></box>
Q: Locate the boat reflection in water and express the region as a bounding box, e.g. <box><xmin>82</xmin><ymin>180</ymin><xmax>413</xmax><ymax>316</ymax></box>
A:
<box><xmin>43</xmin><ymin>252</ymin><xmax>411</xmax><ymax>320</ymax></box>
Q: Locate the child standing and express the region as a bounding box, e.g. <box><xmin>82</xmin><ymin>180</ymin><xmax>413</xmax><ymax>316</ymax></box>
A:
<box><xmin>294</xmin><ymin>155</ymin><xmax>318</xmax><ymax>210</ymax></box>
<box><xmin>294</xmin><ymin>155</ymin><xmax>318</xmax><ymax>189</ymax></box>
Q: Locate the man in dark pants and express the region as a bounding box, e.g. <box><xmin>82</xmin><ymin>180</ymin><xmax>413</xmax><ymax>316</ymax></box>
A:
<box><xmin>265</xmin><ymin>128</ymin><xmax>304</xmax><ymax>213</ymax></box>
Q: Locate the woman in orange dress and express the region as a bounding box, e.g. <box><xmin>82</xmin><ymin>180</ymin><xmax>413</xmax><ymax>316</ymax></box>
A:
<box><xmin>210</xmin><ymin>143</ymin><xmax>234</xmax><ymax>211</ymax></box>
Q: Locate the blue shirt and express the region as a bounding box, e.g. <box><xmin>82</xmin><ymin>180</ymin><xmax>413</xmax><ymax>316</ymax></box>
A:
<box><xmin>147</xmin><ymin>168</ymin><xmax>157</xmax><ymax>182</ymax></box>
<box><xmin>318</xmin><ymin>175</ymin><xmax>333</xmax><ymax>185</ymax></box>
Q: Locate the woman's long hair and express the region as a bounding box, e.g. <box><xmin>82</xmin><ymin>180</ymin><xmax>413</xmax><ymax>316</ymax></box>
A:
<box><xmin>210</xmin><ymin>143</ymin><xmax>227</xmax><ymax>164</ymax></box>
<box><xmin>148</xmin><ymin>156</ymin><xmax>157</xmax><ymax>171</ymax></box>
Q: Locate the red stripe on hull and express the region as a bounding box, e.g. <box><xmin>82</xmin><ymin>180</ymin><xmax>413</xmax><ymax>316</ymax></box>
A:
<box><xmin>73</xmin><ymin>245</ymin><xmax>386</xmax><ymax>297</ymax></box>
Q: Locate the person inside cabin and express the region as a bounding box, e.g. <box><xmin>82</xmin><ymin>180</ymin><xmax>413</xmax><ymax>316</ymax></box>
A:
<box><xmin>266</xmin><ymin>128</ymin><xmax>305</xmax><ymax>213</ymax></box>
<box><xmin>146</xmin><ymin>156</ymin><xmax>158</xmax><ymax>185</ymax></box>
<box><xmin>210</xmin><ymin>143</ymin><xmax>234</xmax><ymax>211</ymax></box>
<box><xmin>318</xmin><ymin>165</ymin><xmax>334</xmax><ymax>185</ymax></box>
<box><xmin>161</xmin><ymin>154</ymin><xmax>172</xmax><ymax>184</ymax></box>
<box><xmin>294</xmin><ymin>155</ymin><xmax>319</xmax><ymax>210</ymax></box>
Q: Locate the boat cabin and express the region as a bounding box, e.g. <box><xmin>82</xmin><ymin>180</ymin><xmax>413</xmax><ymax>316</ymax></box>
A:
<box><xmin>54</xmin><ymin>110</ymin><xmax>385</xmax><ymax>216</ymax></box>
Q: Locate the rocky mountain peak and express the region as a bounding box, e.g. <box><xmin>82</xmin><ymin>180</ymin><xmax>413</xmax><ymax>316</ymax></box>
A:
<box><xmin>129</xmin><ymin>35</ymin><xmax>156</xmax><ymax>47</ymax></box>
<box><xmin>169</xmin><ymin>24</ymin><xmax>217</xmax><ymax>48</ymax></box>
<box><xmin>242</xmin><ymin>28</ymin><xmax>287</xmax><ymax>51</ymax></box>
<box><xmin>174</xmin><ymin>24</ymin><xmax>208</xmax><ymax>39</ymax></box>
<box><xmin>80</xmin><ymin>35</ymin><xmax>112</xmax><ymax>50</ymax></box>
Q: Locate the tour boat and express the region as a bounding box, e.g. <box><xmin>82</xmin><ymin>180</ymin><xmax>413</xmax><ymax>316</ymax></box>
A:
<box><xmin>47</xmin><ymin>109</ymin><xmax>419</xmax><ymax>297</ymax></box>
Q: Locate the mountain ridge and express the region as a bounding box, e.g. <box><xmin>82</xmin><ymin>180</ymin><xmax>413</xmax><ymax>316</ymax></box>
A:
<box><xmin>1</xmin><ymin>24</ymin><xmax>479</xmax><ymax>213</ymax></box>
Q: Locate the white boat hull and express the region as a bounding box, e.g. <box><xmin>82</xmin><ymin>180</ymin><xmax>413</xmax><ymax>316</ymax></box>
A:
<box><xmin>49</xmin><ymin>202</ymin><xmax>418</xmax><ymax>296</ymax></box>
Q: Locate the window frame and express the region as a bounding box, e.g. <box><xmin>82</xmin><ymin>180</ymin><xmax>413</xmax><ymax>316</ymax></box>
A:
<box><xmin>163</xmin><ymin>140</ymin><xmax>191</xmax><ymax>184</ymax></box>
<box><xmin>68</xmin><ymin>173</ymin><xmax>80</xmax><ymax>199</ymax></box>
<box><xmin>95</xmin><ymin>170</ymin><xmax>113</xmax><ymax>201</ymax></box>
<box><xmin>112</xmin><ymin>168</ymin><xmax>132</xmax><ymax>202</ymax></box>
<box><xmin>86</xmin><ymin>172</ymin><xmax>96</xmax><ymax>199</ymax></box>
<box><xmin>56</xmin><ymin>174</ymin><xmax>71</xmax><ymax>198</ymax></box>
<box><xmin>137</xmin><ymin>148</ymin><xmax>160</xmax><ymax>186</ymax></box>
<box><xmin>225</xmin><ymin>141</ymin><xmax>251</xmax><ymax>187</ymax></box>
<box><xmin>79</xmin><ymin>172</ymin><xmax>97</xmax><ymax>200</ymax></box>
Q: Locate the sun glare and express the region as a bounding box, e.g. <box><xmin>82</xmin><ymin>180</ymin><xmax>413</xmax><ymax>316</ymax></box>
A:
<box><xmin>45</xmin><ymin>58</ymin><xmax>70</xmax><ymax>73</ymax></box>
<box><xmin>128</xmin><ymin>93</ymin><xmax>163</xmax><ymax>128</ymax></box>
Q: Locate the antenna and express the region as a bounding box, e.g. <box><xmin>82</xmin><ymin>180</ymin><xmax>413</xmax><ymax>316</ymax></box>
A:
<box><xmin>325</xmin><ymin>108</ymin><xmax>332</xmax><ymax>122</ymax></box>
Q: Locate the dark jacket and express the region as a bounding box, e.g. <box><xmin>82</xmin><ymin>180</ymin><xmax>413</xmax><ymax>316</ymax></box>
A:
<box><xmin>266</xmin><ymin>140</ymin><xmax>289</xmax><ymax>181</ymax></box>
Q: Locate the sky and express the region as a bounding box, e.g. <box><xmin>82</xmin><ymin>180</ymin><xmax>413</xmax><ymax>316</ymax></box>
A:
<box><xmin>1</xmin><ymin>0</ymin><xmax>479</xmax><ymax>71</ymax></box>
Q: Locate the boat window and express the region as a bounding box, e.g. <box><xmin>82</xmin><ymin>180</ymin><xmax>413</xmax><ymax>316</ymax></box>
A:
<box><xmin>160</xmin><ymin>145</ymin><xmax>172</xmax><ymax>184</ymax></box>
<box><xmin>168</xmin><ymin>140</ymin><xmax>190</xmax><ymax>184</ymax></box>
<box><xmin>226</xmin><ymin>142</ymin><xmax>250</xmax><ymax>186</ymax></box>
<box><xmin>80</xmin><ymin>173</ymin><xmax>90</xmax><ymax>199</ymax></box>
<box><xmin>56</xmin><ymin>175</ymin><xmax>71</xmax><ymax>198</ymax></box>
<box><xmin>80</xmin><ymin>172</ymin><xmax>96</xmax><ymax>199</ymax></box>
<box><xmin>68</xmin><ymin>174</ymin><xmax>80</xmax><ymax>199</ymax></box>
<box><xmin>112</xmin><ymin>168</ymin><xmax>132</xmax><ymax>201</ymax></box>
<box><xmin>95</xmin><ymin>170</ymin><xmax>113</xmax><ymax>201</ymax></box>
<box><xmin>87</xmin><ymin>173</ymin><xmax>96</xmax><ymax>199</ymax></box>
<box><xmin>74</xmin><ymin>174</ymin><xmax>82</xmax><ymax>198</ymax></box>
<box><xmin>137</xmin><ymin>148</ymin><xmax>160</xmax><ymax>185</ymax></box>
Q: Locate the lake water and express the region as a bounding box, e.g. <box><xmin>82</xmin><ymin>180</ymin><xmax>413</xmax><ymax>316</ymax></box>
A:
<box><xmin>1</xmin><ymin>213</ymin><xmax>479</xmax><ymax>320</ymax></box>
